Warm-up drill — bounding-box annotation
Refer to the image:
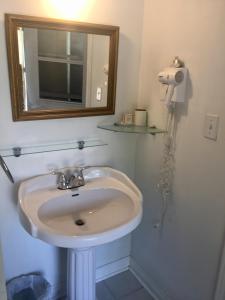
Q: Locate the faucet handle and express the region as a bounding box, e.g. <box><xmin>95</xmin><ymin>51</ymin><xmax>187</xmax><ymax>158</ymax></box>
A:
<box><xmin>50</xmin><ymin>169</ymin><xmax>68</xmax><ymax>189</ymax></box>
<box><xmin>74</xmin><ymin>168</ymin><xmax>85</xmax><ymax>181</ymax></box>
<box><xmin>57</xmin><ymin>173</ymin><xmax>68</xmax><ymax>190</ymax></box>
<box><xmin>69</xmin><ymin>168</ymin><xmax>85</xmax><ymax>188</ymax></box>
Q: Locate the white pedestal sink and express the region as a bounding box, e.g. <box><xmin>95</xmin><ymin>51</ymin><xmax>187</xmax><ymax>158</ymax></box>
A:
<box><xmin>18</xmin><ymin>167</ymin><xmax>142</xmax><ymax>300</ymax></box>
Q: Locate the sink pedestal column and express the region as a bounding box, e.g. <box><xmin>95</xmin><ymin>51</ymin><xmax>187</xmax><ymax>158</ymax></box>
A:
<box><xmin>67</xmin><ymin>247</ymin><xmax>96</xmax><ymax>300</ymax></box>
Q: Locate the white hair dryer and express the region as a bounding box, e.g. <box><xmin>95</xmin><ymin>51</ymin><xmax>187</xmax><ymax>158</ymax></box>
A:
<box><xmin>158</xmin><ymin>67</ymin><xmax>187</xmax><ymax>107</ymax></box>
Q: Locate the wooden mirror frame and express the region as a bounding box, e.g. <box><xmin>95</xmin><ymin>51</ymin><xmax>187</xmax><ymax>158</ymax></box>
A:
<box><xmin>5</xmin><ymin>14</ymin><xmax>119</xmax><ymax>121</ymax></box>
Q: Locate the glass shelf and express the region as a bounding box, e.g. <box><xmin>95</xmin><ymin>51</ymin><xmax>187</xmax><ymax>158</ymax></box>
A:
<box><xmin>0</xmin><ymin>139</ymin><xmax>107</xmax><ymax>158</ymax></box>
<box><xmin>98</xmin><ymin>124</ymin><xmax>166</xmax><ymax>135</ymax></box>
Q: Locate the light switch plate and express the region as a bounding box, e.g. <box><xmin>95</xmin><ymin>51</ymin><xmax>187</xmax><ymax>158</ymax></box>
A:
<box><xmin>96</xmin><ymin>87</ymin><xmax>102</xmax><ymax>102</ymax></box>
<box><xmin>203</xmin><ymin>114</ymin><xmax>219</xmax><ymax>141</ymax></box>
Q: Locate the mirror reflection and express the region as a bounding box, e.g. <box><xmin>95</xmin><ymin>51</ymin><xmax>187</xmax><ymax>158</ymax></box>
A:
<box><xmin>17</xmin><ymin>27</ymin><xmax>110</xmax><ymax>111</ymax></box>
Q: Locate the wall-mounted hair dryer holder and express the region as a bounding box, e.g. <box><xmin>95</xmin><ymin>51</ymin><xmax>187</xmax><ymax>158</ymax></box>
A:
<box><xmin>158</xmin><ymin>66</ymin><xmax>188</xmax><ymax>107</ymax></box>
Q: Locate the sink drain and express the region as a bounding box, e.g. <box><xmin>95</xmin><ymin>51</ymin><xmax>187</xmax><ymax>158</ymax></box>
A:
<box><xmin>75</xmin><ymin>219</ymin><xmax>85</xmax><ymax>226</ymax></box>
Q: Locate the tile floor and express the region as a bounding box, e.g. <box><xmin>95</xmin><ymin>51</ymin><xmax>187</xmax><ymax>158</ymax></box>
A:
<box><xmin>96</xmin><ymin>270</ymin><xmax>154</xmax><ymax>300</ymax></box>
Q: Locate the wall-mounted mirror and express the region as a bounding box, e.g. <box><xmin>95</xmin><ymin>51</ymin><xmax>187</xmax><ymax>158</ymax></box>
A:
<box><xmin>5</xmin><ymin>14</ymin><xmax>119</xmax><ymax>121</ymax></box>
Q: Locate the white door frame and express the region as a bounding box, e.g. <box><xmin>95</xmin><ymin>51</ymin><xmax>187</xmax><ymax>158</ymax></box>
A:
<box><xmin>214</xmin><ymin>239</ymin><xmax>225</xmax><ymax>300</ymax></box>
<box><xmin>0</xmin><ymin>241</ymin><xmax>7</xmax><ymax>300</ymax></box>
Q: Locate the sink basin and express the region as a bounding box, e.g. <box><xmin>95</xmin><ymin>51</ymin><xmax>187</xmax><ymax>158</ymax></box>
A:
<box><xmin>19</xmin><ymin>167</ymin><xmax>142</xmax><ymax>248</ymax></box>
<box><xmin>18</xmin><ymin>167</ymin><xmax>142</xmax><ymax>300</ymax></box>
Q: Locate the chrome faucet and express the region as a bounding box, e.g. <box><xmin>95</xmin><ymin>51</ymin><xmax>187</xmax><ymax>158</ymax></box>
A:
<box><xmin>52</xmin><ymin>165</ymin><xmax>111</xmax><ymax>190</ymax></box>
<box><xmin>53</xmin><ymin>168</ymin><xmax>85</xmax><ymax>190</ymax></box>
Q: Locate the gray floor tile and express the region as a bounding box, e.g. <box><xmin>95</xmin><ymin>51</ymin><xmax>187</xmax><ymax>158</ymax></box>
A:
<box><xmin>96</xmin><ymin>281</ymin><xmax>115</xmax><ymax>300</ymax></box>
<box><xmin>121</xmin><ymin>288</ymin><xmax>154</xmax><ymax>300</ymax></box>
<box><xmin>104</xmin><ymin>271</ymin><xmax>142</xmax><ymax>299</ymax></box>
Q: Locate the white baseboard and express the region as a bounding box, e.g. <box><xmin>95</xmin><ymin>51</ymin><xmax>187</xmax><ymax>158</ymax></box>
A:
<box><xmin>96</xmin><ymin>256</ymin><xmax>130</xmax><ymax>283</ymax></box>
<box><xmin>130</xmin><ymin>257</ymin><xmax>171</xmax><ymax>300</ymax></box>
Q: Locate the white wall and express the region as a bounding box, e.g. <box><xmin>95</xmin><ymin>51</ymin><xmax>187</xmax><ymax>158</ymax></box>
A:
<box><xmin>131</xmin><ymin>1</ymin><xmax>225</xmax><ymax>300</ymax></box>
<box><xmin>0</xmin><ymin>0</ymin><xmax>144</xmax><ymax>297</ymax></box>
